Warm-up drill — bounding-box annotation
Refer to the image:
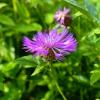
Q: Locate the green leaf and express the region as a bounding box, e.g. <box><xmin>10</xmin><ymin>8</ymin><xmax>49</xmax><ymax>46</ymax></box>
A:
<box><xmin>16</xmin><ymin>55</ymin><xmax>37</xmax><ymax>68</ymax></box>
<box><xmin>12</xmin><ymin>0</ymin><xmax>17</xmax><ymax>13</ymax></box>
<box><xmin>64</xmin><ymin>0</ymin><xmax>87</xmax><ymax>14</ymax></box>
<box><xmin>0</xmin><ymin>14</ymin><xmax>15</xmax><ymax>26</ymax></box>
<box><xmin>31</xmin><ymin>66</ymin><xmax>45</xmax><ymax>76</ymax></box>
<box><xmin>93</xmin><ymin>28</ymin><xmax>100</xmax><ymax>34</ymax></box>
<box><xmin>0</xmin><ymin>3</ymin><xmax>7</xmax><ymax>9</ymax></box>
<box><xmin>45</xmin><ymin>13</ymin><xmax>54</xmax><ymax>24</ymax></box>
<box><xmin>16</xmin><ymin>1</ymin><xmax>30</xmax><ymax>20</ymax></box>
<box><xmin>73</xmin><ymin>11</ymin><xmax>82</xmax><ymax>19</ymax></box>
<box><xmin>90</xmin><ymin>70</ymin><xmax>100</xmax><ymax>85</ymax></box>
<box><xmin>84</xmin><ymin>0</ymin><xmax>97</xmax><ymax>17</ymax></box>
<box><xmin>0</xmin><ymin>62</ymin><xmax>16</xmax><ymax>72</ymax></box>
<box><xmin>15</xmin><ymin>23</ymin><xmax>42</xmax><ymax>33</ymax></box>
<box><xmin>73</xmin><ymin>75</ymin><xmax>89</xmax><ymax>84</ymax></box>
<box><xmin>64</xmin><ymin>0</ymin><xmax>100</xmax><ymax>26</ymax></box>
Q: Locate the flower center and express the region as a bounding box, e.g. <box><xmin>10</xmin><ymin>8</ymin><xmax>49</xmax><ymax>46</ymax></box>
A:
<box><xmin>47</xmin><ymin>49</ymin><xmax>55</xmax><ymax>61</ymax></box>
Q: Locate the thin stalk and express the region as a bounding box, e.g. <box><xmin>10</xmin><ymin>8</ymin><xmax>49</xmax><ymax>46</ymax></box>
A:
<box><xmin>80</xmin><ymin>88</ymin><xmax>83</xmax><ymax>100</ymax></box>
<box><xmin>49</xmin><ymin>62</ymin><xmax>67</xmax><ymax>100</ymax></box>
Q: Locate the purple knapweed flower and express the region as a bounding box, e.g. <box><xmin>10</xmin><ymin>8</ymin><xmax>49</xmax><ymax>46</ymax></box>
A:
<box><xmin>23</xmin><ymin>28</ymin><xmax>77</xmax><ymax>60</ymax></box>
<box><xmin>54</xmin><ymin>7</ymin><xmax>71</xmax><ymax>26</ymax></box>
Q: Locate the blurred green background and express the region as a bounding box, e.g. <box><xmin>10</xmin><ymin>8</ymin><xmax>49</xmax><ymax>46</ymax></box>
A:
<box><xmin>0</xmin><ymin>0</ymin><xmax>100</xmax><ymax>100</ymax></box>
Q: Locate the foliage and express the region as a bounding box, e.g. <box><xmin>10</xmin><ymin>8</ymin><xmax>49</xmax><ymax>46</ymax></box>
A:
<box><xmin>0</xmin><ymin>0</ymin><xmax>100</xmax><ymax>100</ymax></box>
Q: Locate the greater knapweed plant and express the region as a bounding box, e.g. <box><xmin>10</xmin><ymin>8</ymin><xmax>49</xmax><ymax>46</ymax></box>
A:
<box><xmin>23</xmin><ymin>7</ymin><xmax>77</xmax><ymax>100</ymax></box>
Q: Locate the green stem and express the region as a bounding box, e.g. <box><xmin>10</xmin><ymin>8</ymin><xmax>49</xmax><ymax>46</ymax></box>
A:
<box><xmin>55</xmin><ymin>82</ymin><xmax>67</xmax><ymax>100</ymax></box>
<box><xmin>49</xmin><ymin>62</ymin><xmax>67</xmax><ymax>100</ymax></box>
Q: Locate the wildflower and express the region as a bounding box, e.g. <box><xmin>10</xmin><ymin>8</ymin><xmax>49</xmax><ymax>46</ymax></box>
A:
<box><xmin>54</xmin><ymin>7</ymin><xmax>71</xmax><ymax>26</ymax></box>
<box><xmin>23</xmin><ymin>28</ymin><xmax>77</xmax><ymax>60</ymax></box>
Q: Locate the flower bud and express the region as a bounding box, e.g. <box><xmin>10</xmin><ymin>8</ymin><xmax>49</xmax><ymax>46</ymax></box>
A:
<box><xmin>54</xmin><ymin>7</ymin><xmax>71</xmax><ymax>26</ymax></box>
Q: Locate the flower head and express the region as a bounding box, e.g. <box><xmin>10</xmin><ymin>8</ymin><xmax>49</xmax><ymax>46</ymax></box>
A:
<box><xmin>54</xmin><ymin>7</ymin><xmax>71</xmax><ymax>26</ymax></box>
<box><xmin>23</xmin><ymin>28</ymin><xmax>77</xmax><ymax>60</ymax></box>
